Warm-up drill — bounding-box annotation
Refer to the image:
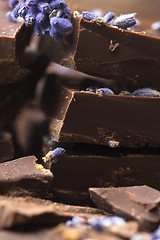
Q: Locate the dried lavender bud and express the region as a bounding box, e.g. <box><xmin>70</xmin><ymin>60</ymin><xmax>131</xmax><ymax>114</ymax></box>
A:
<box><xmin>112</xmin><ymin>13</ymin><xmax>136</xmax><ymax>29</ymax></box>
<box><xmin>12</xmin><ymin>2</ymin><xmax>22</xmax><ymax>17</ymax></box>
<box><xmin>43</xmin><ymin>147</ymin><xmax>65</xmax><ymax>163</ymax></box>
<box><xmin>86</xmin><ymin>87</ymin><xmax>97</xmax><ymax>93</ymax></box>
<box><xmin>50</xmin><ymin>25</ymin><xmax>63</xmax><ymax>41</ymax></box>
<box><xmin>130</xmin><ymin>233</ymin><xmax>152</xmax><ymax>240</ymax></box>
<box><xmin>9</xmin><ymin>0</ymin><xmax>18</xmax><ymax>8</ymax></box>
<box><xmin>50</xmin><ymin>17</ymin><xmax>73</xmax><ymax>35</ymax></box>
<box><xmin>49</xmin><ymin>0</ymin><xmax>67</xmax><ymax>11</ymax></box>
<box><xmin>35</xmin><ymin>13</ymin><xmax>50</xmax><ymax>35</ymax></box>
<box><xmin>91</xmin><ymin>9</ymin><xmax>103</xmax><ymax>17</ymax></box>
<box><xmin>25</xmin><ymin>0</ymin><xmax>37</xmax><ymax>6</ymax></box>
<box><xmin>7</xmin><ymin>11</ymin><xmax>19</xmax><ymax>23</ymax></box>
<box><xmin>107</xmin><ymin>140</ymin><xmax>119</xmax><ymax>148</ymax></box>
<box><xmin>132</xmin><ymin>88</ymin><xmax>160</xmax><ymax>97</ymax></box>
<box><xmin>72</xmin><ymin>216</ymin><xmax>85</xmax><ymax>225</ymax></box>
<box><xmin>82</xmin><ymin>11</ymin><xmax>97</xmax><ymax>21</ymax></box>
<box><xmin>37</xmin><ymin>1</ymin><xmax>50</xmax><ymax>14</ymax></box>
<box><xmin>151</xmin><ymin>21</ymin><xmax>160</xmax><ymax>31</ymax></box>
<box><xmin>96</xmin><ymin>88</ymin><xmax>114</xmax><ymax>97</ymax></box>
<box><xmin>88</xmin><ymin>217</ymin><xmax>104</xmax><ymax>231</ymax></box>
<box><xmin>119</xmin><ymin>90</ymin><xmax>132</xmax><ymax>96</ymax></box>
<box><xmin>18</xmin><ymin>3</ymin><xmax>29</xmax><ymax>18</ymax></box>
<box><xmin>151</xmin><ymin>225</ymin><xmax>160</xmax><ymax>240</ymax></box>
<box><xmin>57</xmin><ymin>7</ymin><xmax>72</xmax><ymax>18</ymax></box>
<box><xmin>103</xmin><ymin>12</ymin><xmax>115</xmax><ymax>24</ymax></box>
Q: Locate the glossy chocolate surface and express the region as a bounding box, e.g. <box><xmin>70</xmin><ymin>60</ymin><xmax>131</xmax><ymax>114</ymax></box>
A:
<box><xmin>90</xmin><ymin>185</ymin><xmax>160</xmax><ymax>230</ymax></box>
<box><xmin>62</xmin><ymin>17</ymin><xmax>160</xmax><ymax>90</ymax></box>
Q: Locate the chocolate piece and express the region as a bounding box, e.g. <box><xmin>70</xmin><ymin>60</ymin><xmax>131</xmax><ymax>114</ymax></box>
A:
<box><xmin>0</xmin><ymin>195</ymin><xmax>105</xmax><ymax>229</ymax></box>
<box><xmin>0</xmin><ymin>0</ymin><xmax>31</xmax><ymax>85</ymax></box>
<box><xmin>0</xmin><ymin>156</ymin><xmax>53</xmax><ymax>197</ymax></box>
<box><xmin>50</xmin><ymin>154</ymin><xmax>160</xmax><ymax>192</ymax></box>
<box><xmin>44</xmin><ymin>80</ymin><xmax>160</xmax><ymax>148</ymax></box>
<box><xmin>89</xmin><ymin>185</ymin><xmax>160</xmax><ymax>230</ymax></box>
<box><xmin>62</xmin><ymin>16</ymin><xmax>160</xmax><ymax>90</ymax></box>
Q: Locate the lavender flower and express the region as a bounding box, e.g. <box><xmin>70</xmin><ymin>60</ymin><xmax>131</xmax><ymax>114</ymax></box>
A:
<box><xmin>151</xmin><ymin>21</ymin><xmax>160</xmax><ymax>31</ymax></box>
<box><xmin>132</xmin><ymin>88</ymin><xmax>160</xmax><ymax>97</ymax></box>
<box><xmin>103</xmin><ymin>12</ymin><xmax>115</xmax><ymax>24</ymax></box>
<box><xmin>96</xmin><ymin>88</ymin><xmax>114</xmax><ymax>97</ymax></box>
<box><xmin>9</xmin><ymin>0</ymin><xmax>19</xmax><ymax>8</ymax></box>
<box><xmin>6</xmin><ymin>11</ymin><xmax>19</xmax><ymax>23</ymax></box>
<box><xmin>43</xmin><ymin>147</ymin><xmax>65</xmax><ymax>163</ymax></box>
<box><xmin>82</xmin><ymin>11</ymin><xmax>97</xmax><ymax>21</ymax></box>
<box><xmin>8</xmin><ymin>0</ymin><xmax>73</xmax><ymax>42</ymax></box>
<box><xmin>112</xmin><ymin>13</ymin><xmax>136</xmax><ymax>29</ymax></box>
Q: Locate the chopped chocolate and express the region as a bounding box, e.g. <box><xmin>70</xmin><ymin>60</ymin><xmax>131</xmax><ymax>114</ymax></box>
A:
<box><xmin>0</xmin><ymin>0</ymin><xmax>31</xmax><ymax>85</ymax></box>
<box><xmin>0</xmin><ymin>156</ymin><xmax>53</xmax><ymax>197</ymax></box>
<box><xmin>50</xmin><ymin>154</ymin><xmax>160</xmax><ymax>192</ymax></box>
<box><xmin>61</xmin><ymin>16</ymin><xmax>160</xmax><ymax>90</ymax></box>
<box><xmin>0</xmin><ymin>195</ymin><xmax>105</xmax><ymax>229</ymax></box>
<box><xmin>89</xmin><ymin>185</ymin><xmax>160</xmax><ymax>230</ymax></box>
<box><xmin>42</xmin><ymin>80</ymin><xmax>160</xmax><ymax>148</ymax></box>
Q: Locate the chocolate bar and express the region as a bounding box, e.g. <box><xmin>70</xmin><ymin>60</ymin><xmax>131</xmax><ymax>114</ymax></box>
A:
<box><xmin>61</xmin><ymin>16</ymin><xmax>160</xmax><ymax>90</ymax></box>
<box><xmin>0</xmin><ymin>0</ymin><xmax>31</xmax><ymax>85</ymax></box>
<box><xmin>89</xmin><ymin>185</ymin><xmax>160</xmax><ymax>230</ymax></box>
<box><xmin>0</xmin><ymin>195</ymin><xmax>105</xmax><ymax>229</ymax></box>
<box><xmin>42</xmin><ymin>80</ymin><xmax>160</xmax><ymax>148</ymax></box>
<box><xmin>0</xmin><ymin>156</ymin><xmax>53</xmax><ymax>197</ymax></box>
<box><xmin>50</xmin><ymin>153</ymin><xmax>160</xmax><ymax>192</ymax></box>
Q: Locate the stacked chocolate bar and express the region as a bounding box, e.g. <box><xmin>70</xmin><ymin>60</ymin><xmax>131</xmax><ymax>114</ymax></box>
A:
<box><xmin>0</xmin><ymin>0</ymin><xmax>160</xmax><ymax>239</ymax></box>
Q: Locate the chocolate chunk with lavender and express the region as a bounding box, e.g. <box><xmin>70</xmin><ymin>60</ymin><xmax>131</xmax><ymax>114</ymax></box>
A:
<box><xmin>0</xmin><ymin>0</ymin><xmax>31</xmax><ymax>85</ymax></box>
<box><xmin>89</xmin><ymin>185</ymin><xmax>160</xmax><ymax>230</ymax></box>
<box><xmin>41</xmin><ymin>80</ymin><xmax>160</xmax><ymax>148</ymax></box>
<box><xmin>0</xmin><ymin>156</ymin><xmax>53</xmax><ymax>197</ymax></box>
<box><xmin>61</xmin><ymin>14</ymin><xmax>160</xmax><ymax>90</ymax></box>
<box><xmin>0</xmin><ymin>195</ymin><xmax>105</xmax><ymax>229</ymax></box>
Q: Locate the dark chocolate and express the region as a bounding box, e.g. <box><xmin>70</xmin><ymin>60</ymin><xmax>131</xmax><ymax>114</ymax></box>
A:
<box><xmin>50</xmin><ymin>154</ymin><xmax>160</xmax><ymax>192</ymax></box>
<box><xmin>89</xmin><ymin>185</ymin><xmax>160</xmax><ymax>230</ymax></box>
<box><xmin>0</xmin><ymin>195</ymin><xmax>105</xmax><ymax>229</ymax></box>
<box><xmin>0</xmin><ymin>0</ymin><xmax>32</xmax><ymax>86</ymax></box>
<box><xmin>0</xmin><ymin>156</ymin><xmax>53</xmax><ymax>197</ymax></box>
<box><xmin>62</xmin><ymin>16</ymin><xmax>160</xmax><ymax>90</ymax></box>
<box><xmin>43</xmin><ymin>80</ymin><xmax>160</xmax><ymax>148</ymax></box>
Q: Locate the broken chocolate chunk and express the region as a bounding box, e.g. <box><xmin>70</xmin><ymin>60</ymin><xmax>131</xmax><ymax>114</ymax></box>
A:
<box><xmin>89</xmin><ymin>185</ymin><xmax>160</xmax><ymax>230</ymax></box>
<box><xmin>62</xmin><ymin>16</ymin><xmax>160</xmax><ymax>90</ymax></box>
<box><xmin>50</xmin><ymin>153</ymin><xmax>160</xmax><ymax>192</ymax></box>
<box><xmin>0</xmin><ymin>195</ymin><xmax>105</xmax><ymax>229</ymax></box>
<box><xmin>0</xmin><ymin>0</ymin><xmax>32</xmax><ymax>86</ymax></box>
<box><xmin>0</xmin><ymin>156</ymin><xmax>53</xmax><ymax>197</ymax></box>
<box><xmin>42</xmin><ymin>80</ymin><xmax>160</xmax><ymax>148</ymax></box>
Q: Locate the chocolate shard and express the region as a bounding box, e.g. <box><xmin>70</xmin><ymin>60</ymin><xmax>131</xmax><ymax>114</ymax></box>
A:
<box><xmin>89</xmin><ymin>185</ymin><xmax>160</xmax><ymax>230</ymax></box>
<box><xmin>50</xmin><ymin>154</ymin><xmax>160</xmax><ymax>192</ymax></box>
<box><xmin>0</xmin><ymin>156</ymin><xmax>53</xmax><ymax>197</ymax></box>
<box><xmin>0</xmin><ymin>0</ymin><xmax>32</xmax><ymax>86</ymax></box>
<box><xmin>43</xmin><ymin>80</ymin><xmax>160</xmax><ymax>148</ymax></box>
<box><xmin>0</xmin><ymin>195</ymin><xmax>105</xmax><ymax>229</ymax></box>
<box><xmin>61</xmin><ymin>16</ymin><xmax>160</xmax><ymax>89</ymax></box>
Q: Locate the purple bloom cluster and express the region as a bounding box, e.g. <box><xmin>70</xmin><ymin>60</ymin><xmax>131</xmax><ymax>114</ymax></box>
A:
<box><xmin>8</xmin><ymin>0</ymin><xmax>73</xmax><ymax>42</ymax></box>
<box><xmin>81</xmin><ymin>11</ymin><xmax>137</xmax><ymax>29</ymax></box>
<box><xmin>66</xmin><ymin>216</ymin><xmax>126</xmax><ymax>232</ymax></box>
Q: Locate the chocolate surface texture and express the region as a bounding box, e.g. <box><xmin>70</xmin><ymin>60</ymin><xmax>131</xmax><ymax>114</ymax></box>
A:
<box><xmin>89</xmin><ymin>185</ymin><xmax>160</xmax><ymax>230</ymax></box>
<box><xmin>43</xmin><ymin>80</ymin><xmax>160</xmax><ymax>148</ymax></box>
<box><xmin>62</xmin><ymin>16</ymin><xmax>160</xmax><ymax>90</ymax></box>
<box><xmin>0</xmin><ymin>156</ymin><xmax>53</xmax><ymax>197</ymax></box>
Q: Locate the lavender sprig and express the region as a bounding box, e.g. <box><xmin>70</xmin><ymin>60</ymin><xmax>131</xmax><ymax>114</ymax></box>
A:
<box><xmin>7</xmin><ymin>0</ymin><xmax>73</xmax><ymax>42</ymax></box>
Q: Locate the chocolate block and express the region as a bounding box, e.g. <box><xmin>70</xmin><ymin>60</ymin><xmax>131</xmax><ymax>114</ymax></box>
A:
<box><xmin>50</xmin><ymin>153</ymin><xmax>160</xmax><ymax>192</ymax></box>
<box><xmin>0</xmin><ymin>156</ymin><xmax>53</xmax><ymax>197</ymax></box>
<box><xmin>0</xmin><ymin>195</ymin><xmax>105</xmax><ymax>229</ymax></box>
<box><xmin>44</xmin><ymin>80</ymin><xmax>160</xmax><ymax>148</ymax></box>
<box><xmin>0</xmin><ymin>0</ymin><xmax>31</xmax><ymax>85</ymax></box>
<box><xmin>89</xmin><ymin>185</ymin><xmax>160</xmax><ymax>230</ymax></box>
<box><xmin>62</xmin><ymin>16</ymin><xmax>160</xmax><ymax>89</ymax></box>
